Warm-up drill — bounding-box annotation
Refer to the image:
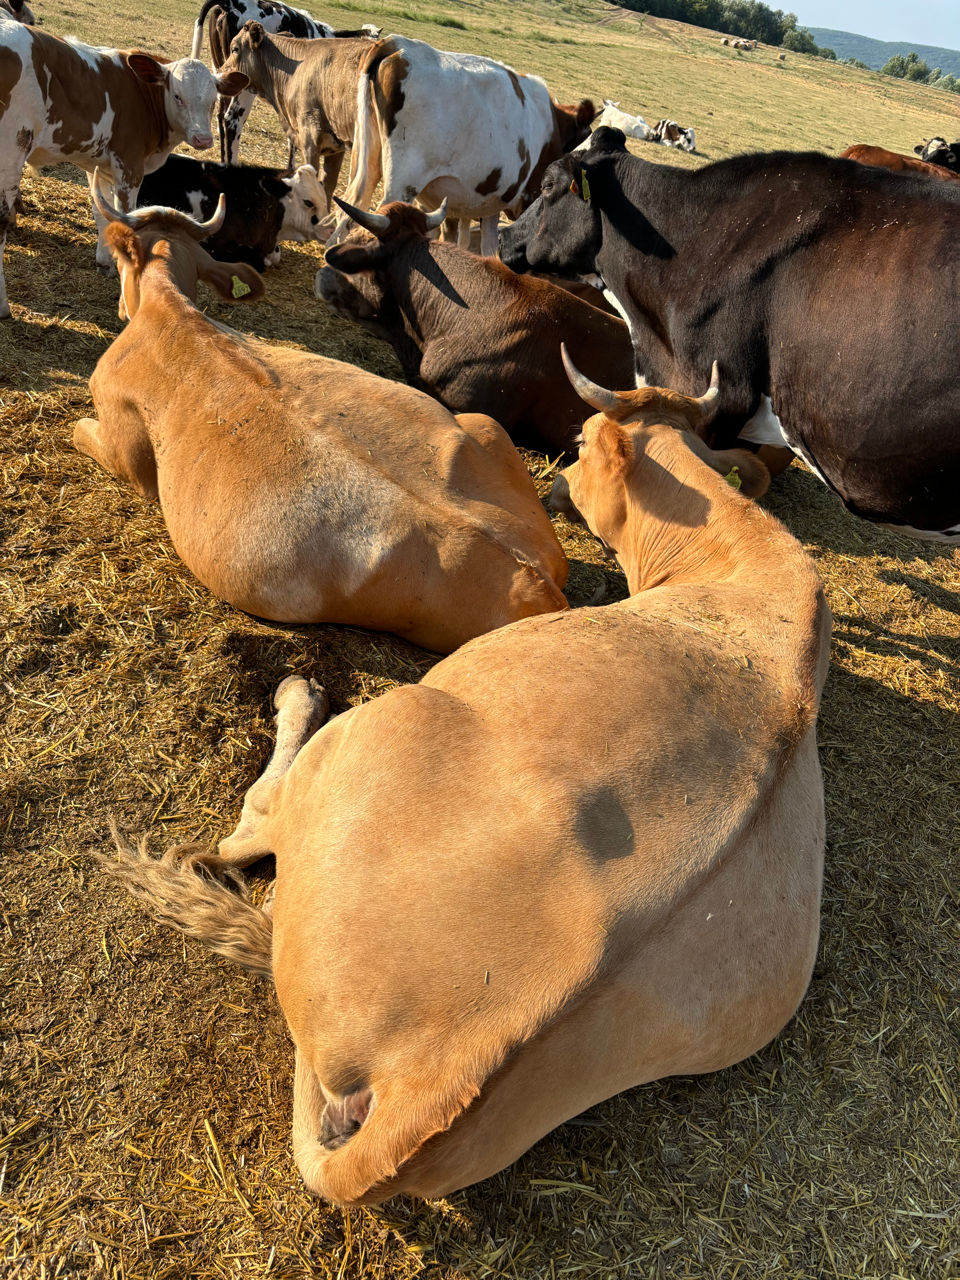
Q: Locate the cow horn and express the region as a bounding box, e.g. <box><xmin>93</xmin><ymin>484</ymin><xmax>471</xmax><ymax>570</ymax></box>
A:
<box><xmin>192</xmin><ymin>193</ymin><xmax>227</xmax><ymax>238</ymax></box>
<box><xmin>333</xmin><ymin>196</ymin><xmax>391</xmax><ymax>236</ymax></box>
<box><xmin>92</xmin><ymin>169</ymin><xmax>132</xmax><ymax>225</ymax></box>
<box><xmin>692</xmin><ymin>361</ymin><xmax>721</xmax><ymax>420</ymax></box>
<box><xmin>560</xmin><ymin>343</ymin><xmax>621</xmax><ymax>413</ymax></box>
<box><xmin>424</xmin><ymin>199</ymin><xmax>448</xmax><ymax>230</ymax></box>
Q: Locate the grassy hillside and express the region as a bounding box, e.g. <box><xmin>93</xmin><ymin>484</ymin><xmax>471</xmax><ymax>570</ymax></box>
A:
<box><xmin>2</xmin><ymin>3</ymin><xmax>959</xmax><ymax>1280</ymax></box>
<box><xmin>808</xmin><ymin>25</ymin><xmax>960</xmax><ymax>78</ymax></box>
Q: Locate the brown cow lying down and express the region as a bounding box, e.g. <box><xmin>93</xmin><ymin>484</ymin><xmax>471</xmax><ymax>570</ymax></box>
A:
<box><xmin>839</xmin><ymin>144</ymin><xmax>960</xmax><ymax>182</ymax></box>
<box><xmin>72</xmin><ymin>180</ymin><xmax>567</xmax><ymax>654</ymax></box>
<box><xmin>317</xmin><ymin>198</ymin><xmax>635</xmax><ymax>453</ymax></box>
<box><xmin>104</xmin><ymin>355</ymin><xmax>830</xmax><ymax>1206</ymax></box>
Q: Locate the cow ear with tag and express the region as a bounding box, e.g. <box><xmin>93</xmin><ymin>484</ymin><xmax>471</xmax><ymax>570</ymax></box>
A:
<box><xmin>244</xmin><ymin>20</ymin><xmax>265</xmax><ymax>46</ymax></box>
<box><xmin>125</xmin><ymin>52</ymin><xmax>167</xmax><ymax>85</ymax></box>
<box><xmin>198</xmin><ymin>257</ymin><xmax>265</xmax><ymax>304</ymax></box>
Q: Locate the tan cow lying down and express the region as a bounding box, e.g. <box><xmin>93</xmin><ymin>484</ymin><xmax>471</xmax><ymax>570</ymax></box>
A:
<box><xmin>105</xmin><ymin>355</ymin><xmax>831</xmax><ymax>1206</ymax></box>
<box><xmin>72</xmin><ymin>182</ymin><xmax>567</xmax><ymax>654</ymax></box>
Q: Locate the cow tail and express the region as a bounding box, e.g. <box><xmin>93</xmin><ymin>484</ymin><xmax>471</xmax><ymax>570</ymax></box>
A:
<box><xmin>340</xmin><ymin>40</ymin><xmax>390</xmax><ymax>210</ymax></box>
<box><xmin>191</xmin><ymin>0</ymin><xmax>222</xmax><ymax>61</ymax></box>
<box><xmin>99</xmin><ymin>825</ymin><xmax>273</xmax><ymax>979</ymax></box>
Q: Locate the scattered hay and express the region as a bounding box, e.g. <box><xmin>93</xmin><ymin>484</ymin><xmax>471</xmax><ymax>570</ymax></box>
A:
<box><xmin>1</xmin><ymin>52</ymin><xmax>959</xmax><ymax>1280</ymax></box>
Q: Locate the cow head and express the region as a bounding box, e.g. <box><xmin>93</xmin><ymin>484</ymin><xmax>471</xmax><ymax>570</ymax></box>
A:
<box><xmin>549</xmin><ymin>349</ymin><xmax>768</xmax><ymax>559</ymax></box>
<box><xmin>317</xmin><ymin>198</ymin><xmax>448</xmax><ymax>324</ymax></box>
<box><xmin>277</xmin><ymin>165</ymin><xmax>333</xmax><ymax>244</ymax></box>
<box><xmin>553</xmin><ymin>99</ymin><xmax>599</xmax><ymax>153</ymax></box>
<box><xmin>218</xmin><ymin>21</ymin><xmax>270</xmax><ymax>93</ymax></box>
<box><xmin>124</xmin><ymin>53</ymin><xmax>248</xmax><ymax>151</ymax></box>
<box><xmin>499</xmin><ymin>128</ymin><xmax>627</xmax><ymax>277</ymax></box>
<box><xmin>3</xmin><ymin>0</ymin><xmax>35</xmax><ymax>24</ymax></box>
<box><xmin>92</xmin><ymin>170</ymin><xmax>263</xmax><ymax>319</ymax></box>
<box><xmin>915</xmin><ymin>136</ymin><xmax>959</xmax><ymax>171</ymax></box>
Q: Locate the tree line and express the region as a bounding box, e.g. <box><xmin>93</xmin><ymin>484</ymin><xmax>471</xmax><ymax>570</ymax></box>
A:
<box><xmin>879</xmin><ymin>50</ymin><xmax>960</xmax><ymax>95</ymax></box>
<box><xmin>608</xmin><ymin>0</ymin><xmax>836</xmax><ymax>56</ymax></box>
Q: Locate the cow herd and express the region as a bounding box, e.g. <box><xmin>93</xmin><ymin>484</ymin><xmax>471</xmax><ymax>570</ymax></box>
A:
<box><xmin>3</xmin><ymin>0</ymin><xmax>958</xmax><ymax>1213</ymax></box>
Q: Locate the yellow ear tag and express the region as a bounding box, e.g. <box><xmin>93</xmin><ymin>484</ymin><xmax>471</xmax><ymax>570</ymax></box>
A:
<box><xmin>231</xmin><ymin>275</ymin><xmax>252</xmax><ymax>299</ymax></box>
<box><xmin>725</xmin><ymin>465</ymin><xmax>742</xmax><ymax>490</ymax></box>
<box><xmin>580</xmin><ymin>170</ymin><xmax>591</xmax><ymax>201</ymax></box>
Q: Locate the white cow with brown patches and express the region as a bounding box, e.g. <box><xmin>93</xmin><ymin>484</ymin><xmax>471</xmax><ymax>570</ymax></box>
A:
<box><xmin>0</xmin><ymin>21</ymin><xmax>247</xmax><ymax>317</ymax></box>
<box><xmin>323</xmin><ymin>35</ymin><xmax>596</xmax><ymax>256</ymax></box>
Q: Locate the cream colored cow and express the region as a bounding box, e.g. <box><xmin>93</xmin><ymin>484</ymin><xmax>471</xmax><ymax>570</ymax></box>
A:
<box><xmin>106</xmin><ymin>356</ymin><xmax>830</xmax><ymax>1206</ymax></box>
<box><xmin>72</xmin><ymin>181</ymin><xmax>568</xmax><ymax>654</ymax></box>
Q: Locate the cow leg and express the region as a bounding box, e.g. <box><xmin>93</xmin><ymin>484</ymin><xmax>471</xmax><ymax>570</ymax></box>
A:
<box><xmin>320</xmin><ymin>150</ymin><xmax>345</xmax><ymax>216</ymax></box>
<box><xmin>0</xmin><ymin>151</ymin><xmax>28</xmax><ymax>320</ymax></box>
<box><xmin>456</xmin><ymin>218</ymin><xmax>471</xmax><ymax>248</ymax></box>
<box><xmin>217</xmin><ymin>676</ymin><xmax>330</xmax><ymax>867</ymax></box>
<box><xmin>222</xmin><ymin>90</ymin><xmax>255</xmax><ymax>165</ymax></box>
<box><xmin>479</xmin><ymin>215</ymin><xmax>500</xmax><ymax>258</ymax></box>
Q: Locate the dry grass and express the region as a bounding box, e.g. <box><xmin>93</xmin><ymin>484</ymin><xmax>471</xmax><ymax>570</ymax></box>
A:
<box><xmin>2</xmin><ymin>1</ymin><xmax>960</xmax><ymax>1277</ymax></box>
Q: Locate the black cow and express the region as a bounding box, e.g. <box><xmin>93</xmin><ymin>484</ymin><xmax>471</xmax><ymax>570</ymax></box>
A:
<box><xmin>137</xmin><ymin>155</ymin><xmax>328</xmax><ymax>270</ymax></box>
<box><xmin>191</xmin><ymin>0</ymin><xmax>380</xmax><ymax>164</ymax></box>
<box><xmin>914</xmin><ymin>137</ymin><xmax>960</xmax><ymax>174</ymax></box>
<box><xmin>499</xmin><ymin>127</ymin><xmax>960</xmax><ymax>541</ymax></box>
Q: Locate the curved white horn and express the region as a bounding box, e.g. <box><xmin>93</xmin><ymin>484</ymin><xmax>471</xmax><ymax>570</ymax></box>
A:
<box><xmin>694</xmin><ymin>360</ymin><xmax>720</xmax><ymax>409</ymax></box>
<box><xmin>560</xmin><ymin>343</ymin><xmax>621</xmax><ymax>414</ymax></box>
<box><xmin>333</xmin><ymin>195</ymin><xmax>391</xmax><ymax>235</ymax></box>
<box><xmin>424</xmin><ymin>198</ymin><xmax>448</xmax><ymax>230</ymax></box>
<box><xmin>92</xmin><ymin>169</ymin><xmax>132</xmax><ymax>225</ymax></box>
<box><xmin>195</xmin><ymin>192</ymin><xmax>227</xmax><ymax>238</ymax></box>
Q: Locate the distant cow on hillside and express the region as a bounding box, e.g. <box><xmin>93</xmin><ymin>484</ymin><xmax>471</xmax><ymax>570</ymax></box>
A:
<box><xmin>594</xmin><ymin>100</ymin><xmax>653</xmax><ymax>141</ymax></box>
<box><xmin>914</xmin><ymin>137</ymin><xmax>960</xmax><ymax>174</ymax></box>
<box><xmin>652</xmin><ymin>119</ymin><xmax>696</xmax><ymax>152</ymax></box>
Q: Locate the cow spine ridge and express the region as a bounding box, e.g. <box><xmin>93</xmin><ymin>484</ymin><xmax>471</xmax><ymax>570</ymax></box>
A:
<box><xmin>100</xmin><ymin>828</ymin><xmax>273</xmax><ymax>979</ymax></box>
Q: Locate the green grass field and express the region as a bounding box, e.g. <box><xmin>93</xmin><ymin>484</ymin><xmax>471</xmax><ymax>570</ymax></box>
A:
<box><xmin>1</xmin><ymin>2</ymin><xmax>959</xmax><ymax>1278</ymax></box>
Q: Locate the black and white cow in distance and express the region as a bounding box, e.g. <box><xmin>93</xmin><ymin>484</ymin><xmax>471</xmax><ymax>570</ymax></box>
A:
<box><xmin>0</xmin><ymin>0</ymin><xmax>34</xmax><ymax>25</ymax></box>
<box><xmin>192</xmin><ymin>0</ymin><xmax>380</xmax><ymax>164</ymax></box>
<box><xmin>914</xmin><ymin>137</ymin><xmax>960</xmax><ymax>174</ymax></box>
<box><xmin>0</xmin><ymin>22</ymin><xmax>246</xmax><ymax>318</ymax></box>
<box><xmin>137</xmin><ymin>154</ymin><xmax>328</xmax><ymax>269</ymax></box>
<box><xmin>499</xmin><ymin>127</ymin><xmax>960</xmax><ymax>541</ymax></box>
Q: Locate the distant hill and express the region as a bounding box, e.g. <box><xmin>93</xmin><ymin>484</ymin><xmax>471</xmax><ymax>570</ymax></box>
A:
<box><xmin>808</xmin><ymin>27</ymin><xmax>960</xmax><ymax>76</ymax></box>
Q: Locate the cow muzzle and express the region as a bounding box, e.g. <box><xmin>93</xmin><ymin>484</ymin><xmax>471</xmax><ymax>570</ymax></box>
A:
<box><xmin>189</xmin><ymin>132</ymin><xmax>214</xmax><ymax>151</ymax></box>
<box><xmin>548</xmin><ymin>473</ymin><xmax>585</xmax><ymax>525</ymax></box>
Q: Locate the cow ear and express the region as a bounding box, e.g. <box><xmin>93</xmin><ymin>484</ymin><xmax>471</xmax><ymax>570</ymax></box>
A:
<box><xmin>199</xmin><ymin>257</ymin><xmax>265</xmax><ymax>303</ymax></box>
<box><xmin>10</xmin><ymin>0</ymin><xmax>24</xmax><ymax>13</ymax></box>
<box><xmin>324</xmin><ymin>242</ymin><xmax>386</xmax><ymax>274</ymax></box>
<box><xmin>577</xmin><ymin>99</ymin><xmax>598</xmax><ymax>127</ymax></box>
<box><xmin>216</xmin><ymin>70</ymin><xmax>249</xmax><ymax>96</ymax></box>
<box><xmin>125</xmin><ymin>52</ymin><xmax>167</xmax><ymax>84</ymax></box>
<box><xmin>245</xmin><ymin>20</ymin><xmax>265</xmax><ymax>45</ymax></box>
<box><xmin>914</xmin><ymin>144</ymin><xmax>924</xmax><ymax>155</ymax></box>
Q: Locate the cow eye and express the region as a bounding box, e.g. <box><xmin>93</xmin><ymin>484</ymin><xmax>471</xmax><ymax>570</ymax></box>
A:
<box><xmin>303</xmin><ymin>199</ymin><xmax>315</xmax><ymax>209</ymax></box>
<box><xmin>175</xmin><ymin>93</ymin><xmax>184</xmax><ymax>105</ymax></box>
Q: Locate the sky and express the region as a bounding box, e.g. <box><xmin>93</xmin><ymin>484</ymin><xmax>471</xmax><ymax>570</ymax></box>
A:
<box><xmin>794</xmin><ymin>0</ymin><xmax>958</xmax><ymax>46</ymax></box>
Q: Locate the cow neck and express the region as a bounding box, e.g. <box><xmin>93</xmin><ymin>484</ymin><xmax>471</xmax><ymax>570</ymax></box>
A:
<box><xmin>248</xmin><ymin>40</ymin><xmax>305</xmax><ymax>125</ymax></box>
<box><xmin>387</xmin><ymin>240</ymin><xmax>474</xmax><ymax>346</ymax></box>
<box><xmin>124</xmin><ymin>242</ymin><xmax>267</xmax><ymax>389</ymax></box>
<box><xmin>589</xmin><ymin>156</ymin><xmax>690</xmax><ymax>367</ymax></box>
<box><xmin>616</xmin><ymin>424</ymin><xmax>795</xmax><ymax>598</ymax></box>
<box><xmin>131</xmin><ymin>75</ymin><xmax>171</xmax><ymax>156</ymax></box>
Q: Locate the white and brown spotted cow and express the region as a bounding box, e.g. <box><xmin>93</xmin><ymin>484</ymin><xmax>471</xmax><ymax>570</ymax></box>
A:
<box><xmin>0</xmin><ymin>22</ymin><xmax>246</xmax><ymax>317</ymax></box>
<box><xmin>325</xmin><ymin>35</ymin><xmax>596</xmax><ymax>256</ymax></box>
